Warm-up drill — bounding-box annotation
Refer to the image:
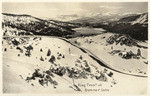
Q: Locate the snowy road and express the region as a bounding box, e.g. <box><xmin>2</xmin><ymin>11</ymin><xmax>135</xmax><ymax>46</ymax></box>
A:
<box><xmin>59</xmin><ymin>37</ymin><xmax>148</xmax><ymax>77</ymax></box>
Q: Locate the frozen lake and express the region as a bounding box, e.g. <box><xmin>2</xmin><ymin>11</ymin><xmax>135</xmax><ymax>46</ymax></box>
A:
<box><xmin>69</xmin><ymin>27</ymin><xmax>106</xmax><ymax>38</ymax></box>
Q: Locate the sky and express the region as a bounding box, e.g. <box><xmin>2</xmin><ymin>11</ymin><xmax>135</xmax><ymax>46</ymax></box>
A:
<box><xmin>2</xmin><ymin>2</ymin><xmax>148</xmax><ymax>18</ymax></box>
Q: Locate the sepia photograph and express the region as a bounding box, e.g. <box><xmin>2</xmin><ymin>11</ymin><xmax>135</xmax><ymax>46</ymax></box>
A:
<box><xmin>1</xmin><ymin>1</ymin><xmax>149</xmax><ymax>95</ymax></box>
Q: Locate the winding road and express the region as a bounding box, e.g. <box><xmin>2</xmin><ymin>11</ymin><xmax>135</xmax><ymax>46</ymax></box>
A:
<box><xmin>60</xmin><ymin>37</ymin><xmax>148</xmax><ymax>78</ymax></box>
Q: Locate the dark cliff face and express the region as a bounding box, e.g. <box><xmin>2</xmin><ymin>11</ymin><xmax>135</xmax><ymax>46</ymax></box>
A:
<box><xmin>103</xmin><ymin>13</ymin><xmax>148</xmax><ymax>41</ymax></box>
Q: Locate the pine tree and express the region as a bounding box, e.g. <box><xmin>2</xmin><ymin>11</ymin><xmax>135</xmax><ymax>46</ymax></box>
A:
<box><xmin>47</xmin><ymin>49</ymin><xmax>51</xmax><ymax>56</ymax></box>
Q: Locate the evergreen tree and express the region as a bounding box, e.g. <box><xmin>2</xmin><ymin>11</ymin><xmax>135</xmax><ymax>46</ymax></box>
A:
<box><xmin>47</xmin><ymin>49</ymin><xmax>51</xmax><ymax>56</ymax></box>
<box><xmin>49</xmin><ymin>55</ymin><xmax>55</xmax><ymax>63</ymax></box>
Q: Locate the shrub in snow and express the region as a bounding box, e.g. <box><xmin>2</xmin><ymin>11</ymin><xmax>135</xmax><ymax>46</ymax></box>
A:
<box><xmin>52</xmin><ymin>80</ymin><xmax>58</xmax><ymax>85</ymax></box>
<box><xmin>107</xmin><ymin>72</ymin><xmax>113</xmax><ymax>77</ymax></box>
<box><xmin>12</xmin><ymin>39</ymin><xmax>20</xmax><ymax>45</ymax></box>
<box><xmin>84</xmin><ymin>67</ymin><xmax>91</xmax><ymax>73</ymax></box>
<box><xmin>79</xmin><ymin>55</ymin><xmax>82</xmax><ymax>60</ymax></box>
<box><xmin>45</xmin><ymin>70</ymin><xmax>54</xmax><ymax>77</ymax></box>
<box><xmin>26</xmin><ymin>68</ymin><xmax>57</xmax><ymax>87</ymax></box>
<box><xmin>49</xmin><ymin>55</ymin><xmax>56</xmax><ymax>63</ymax></box>
<box><xmin>57</xmin><ymin>56</ymin><xmax>61</xmax><ymax>60</ymax></box>
<box><xmin>40</xmin><ymin>56</ymin><xmax>44</xmax><ymax>61</ymax></box>
<box><xmin>95</xmin><ymin>72</ymin><xmax>107</xmax><ymax>82</ymax></box>
<box><xmin>16</xmin><ymin>46</ymin><xmax>23</xmax><ymax>53</ymax></box>
<box><xmin>62</xmin><ymin>55</ymin><xmax>65</xmax><ymax>58</ymax></box>
<box><xmin>4</xmin><ymin>48</ymin><xmax>7</xmax><ymax>51</ymax></box>
<box><xmin>25</xmin><ymin>45</ymin><xmax>33</xmax><ymax>51</ymax></box>
<box><xmin>137</xmin><ymin>49</ymin><xmax>141</xmax><ymax>56</ymax></box>
<box><xmin>25</xmin><ymin>50</ymin><xmax>31</xmax><ymax>57</ymax></box>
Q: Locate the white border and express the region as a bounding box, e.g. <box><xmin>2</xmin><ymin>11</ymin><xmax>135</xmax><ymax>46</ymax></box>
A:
<box><xmin>0</xmin><ymin>0</ymin><xmax>149</xmax><ymax>96</ymax></box>
<box><xmin>0</xmin><ymin>0</ymin><xmax>149</xmax><ymax>2</ymax></box>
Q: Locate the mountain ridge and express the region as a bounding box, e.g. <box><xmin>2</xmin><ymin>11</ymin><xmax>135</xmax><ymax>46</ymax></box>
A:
<box><xmin>2</xmin><ymin>13</ymin><xmax>77</xmax><ymax>37</ymax></box>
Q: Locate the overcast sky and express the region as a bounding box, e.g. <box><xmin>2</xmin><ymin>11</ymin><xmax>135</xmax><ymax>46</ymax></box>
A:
<box><xmin>2</xmin><ymin>2</ymin><xmax>148</xmax><ymax>18</ymax></box>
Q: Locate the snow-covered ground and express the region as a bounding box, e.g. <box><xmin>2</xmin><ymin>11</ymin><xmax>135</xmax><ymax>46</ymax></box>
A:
<box><xmin>69</xmin><ymin>33</ymin><xmax>148</xmax><ymax>76</ymax></box>
<box><xmin>2</xmin><ymin>36</ymin><xmax>148</xmax><ymax>94</ymax></box>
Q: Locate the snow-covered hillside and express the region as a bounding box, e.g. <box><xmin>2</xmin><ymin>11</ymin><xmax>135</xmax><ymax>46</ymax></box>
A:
<box><xmin>2</xmin><ymin>13</ymin><xmax>75</xmax><ymax>37</ymax></box>
<box><xmin>118</xmin><ymin>13</ymin><xmax>148</xmax><ymax>25</ymax></box>
<box><xmin>3</xmin><ymin>37</ymin><xmax>116</xmax><ymax>93</ymax></box>
<box><xmin>69</xmin><ymin>33</ymin><xmax>148</xmax><ymax>76</ymax></box>
<box><xmin>2</xmin><ymin>36</ymin><xmax>148</xmax><ymax>94</ymax></box>
<box><xmin>131</xmin><ymin>13</ymin><xmax>148</xmax><ymax>25</ymax></box>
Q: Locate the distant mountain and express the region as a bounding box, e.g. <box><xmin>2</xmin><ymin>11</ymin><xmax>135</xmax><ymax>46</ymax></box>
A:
<box><xmin>47</xmin><ymin>20</ymin><xmax>80</xmax><ymax>28</ymax></box>
<box><xmin>55</xmin><ymin>14</ymin><xmax>80</xmax><ymax>21</ymax></box>
<box><xmin>68</xmin><ymin>13</ymin><xmax>139</xmax><ymax>26</ymax></box>
<box><xmin>2</xmin><ymin>13</ymin><xmax>77</xmax><ymax>37</ymax></box>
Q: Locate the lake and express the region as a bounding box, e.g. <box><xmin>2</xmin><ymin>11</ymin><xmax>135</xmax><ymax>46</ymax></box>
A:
<box><xmin>68</xmin><ymin>27</ymin><xmax>106</xmax><ymax>38</ymax></box>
